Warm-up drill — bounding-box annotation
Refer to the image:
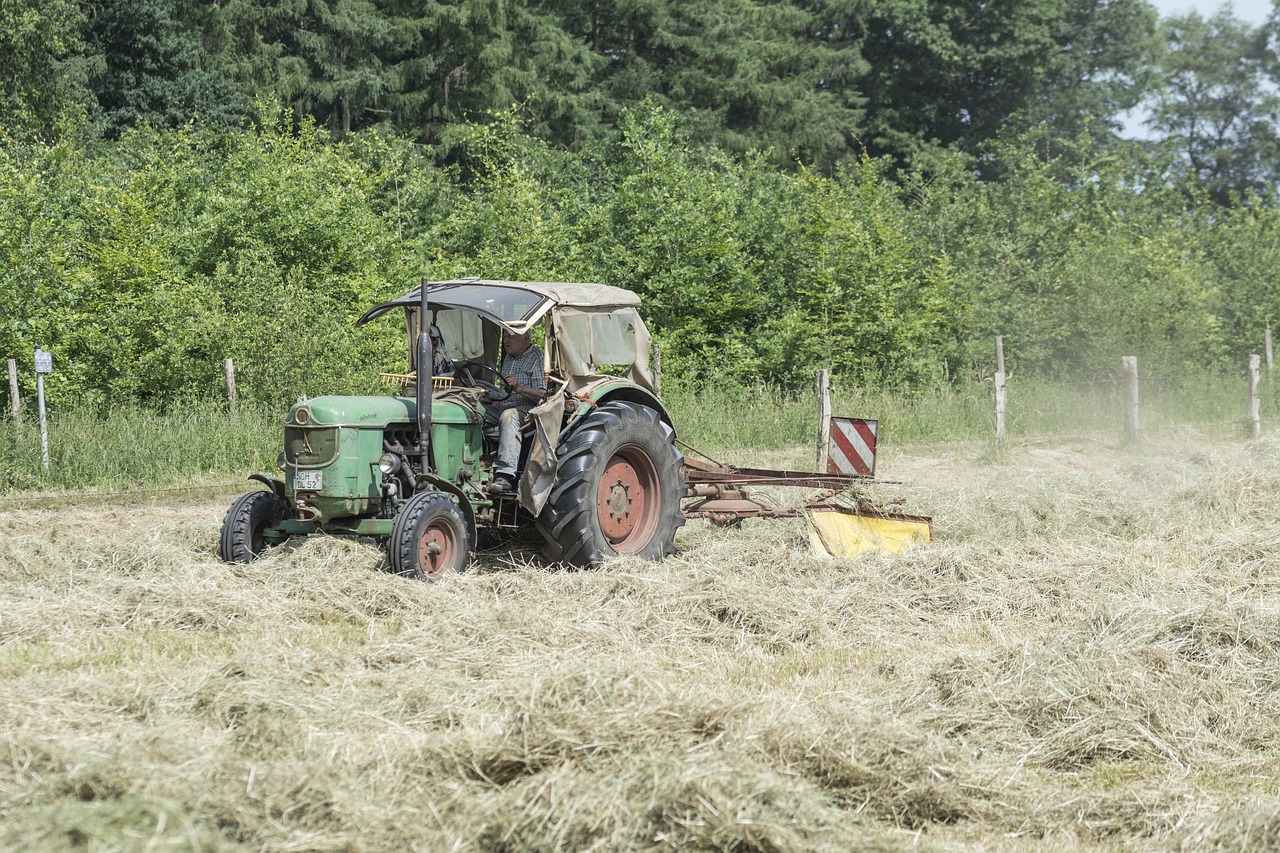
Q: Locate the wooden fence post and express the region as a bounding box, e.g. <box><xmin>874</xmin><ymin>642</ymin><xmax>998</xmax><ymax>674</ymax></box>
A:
<box><xmin>7</xmin><ymin>359</ymin><xmax>19</xmax><ymax>424</ymax></box>
<box><xmin>994</xmin><ymin>336</ymin><xmax>1006</xmax><ymax>442</ymax></box>
<box><xmin>224</xmin><ymin>358</ymin><xmax>238</xmax><ymax>416</ymax></box>
<box><xmin>1122</xmin><ymin>356</ymin><xmax>1139</xmax><ymax>444</ymax></box>
<box><xmin>1249</xmin><ymin>354</ymin><xmax>1262</xmax><ymax>439</ymax></box>
<box><xmin>815</xmin><ymin>369</ymin><xmax>831</xmax><ymax>470</ymax></box>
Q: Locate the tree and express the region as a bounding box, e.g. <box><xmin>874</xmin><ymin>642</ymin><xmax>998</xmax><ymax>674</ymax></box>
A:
<box><xmin>284</xmin><ymin>0</ymin><xmax>406</xmax><ymax>135</ymax></box>
<box><xmin>581</xmin><ymin>0</ymin><xmax>863</xmax><ymax>170</ymax></box>
<box><xmin>1023</xmin><ymin>0</ymin><xmax>1159</xmax><ymax>139</ymax></box>
<box><xmin>1146</xmin><ymin>9</ymin><xmax>1280</xmax><ymax>203</ymax></box>
<box><xmin>194</xmin><ymin>1</ymin><xmax>591</xmax><ymax>144</ymax></box>
<box><xmin>397</xmin><ymin>0</ymin><xmax>604</xmax><ymax>148</ymax></box>
<box><xmin>911</xmin><ymin>128</ymin><xmax>1224</xmax><ymax>376</ymax></box>
<box><xmin>807</xmin><ymin>0</ymin><xmax>1158</xmax><ymax>168</ymax></box>
<box><xmin>0</xmin><ymin>0</ymin><xmax>88</xmax><ymax>140</ymax></box>
<box><xmin>82</xmin><ymin>0</ymin><xmax>250</xmax><ymax>137</ymax></box>
<box><xmin>821</xmin><ymin>0</ymin><xmax>1063</xmax><ymax>164</ymax></box>
<box><xmin>1204</xmin><ymin>199</ymin><xmax>1280</xmax><ymax>359</ymax></box>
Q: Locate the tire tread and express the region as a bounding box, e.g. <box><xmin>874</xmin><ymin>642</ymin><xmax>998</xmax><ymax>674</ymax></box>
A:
<box><xmin>389</xmin><ymin>491</ymin><xmax>472</xmax><ymax>580</ymax></box>
<box><xmin>218</xmin><ymin>491</ymin><xmax>276</xmax><ymax>564</ymax></box>
<box><xmin>536</xmin><ymin>401</ymin><xmax>684</xmax><ymax>567</ymax></box>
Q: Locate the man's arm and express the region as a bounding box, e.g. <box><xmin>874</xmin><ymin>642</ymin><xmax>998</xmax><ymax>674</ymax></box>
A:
<box><xmin>509</xmin><ymin>383</ymin><xmax>543</xmax><ymax>404</ymax></box>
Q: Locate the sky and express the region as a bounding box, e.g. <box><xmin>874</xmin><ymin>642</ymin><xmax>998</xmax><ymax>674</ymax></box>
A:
<box><xmin>1148</xmin><ymin>0</ymin><xmax>1274</xmax><ymax>24</ymax></box>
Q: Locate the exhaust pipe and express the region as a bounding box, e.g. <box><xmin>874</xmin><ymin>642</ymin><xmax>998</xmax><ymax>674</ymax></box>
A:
<box><xmin>415</xmin><ymin>278</ymin><xmax>433</xmax><ymax>477</ymax></box>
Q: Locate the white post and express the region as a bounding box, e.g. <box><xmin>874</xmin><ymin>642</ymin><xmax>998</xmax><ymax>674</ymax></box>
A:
<box><xmin>1249</xmin><ymin>354</ymin><xmax>1262</xmax><ymax>439</ymax></box>
<box><xmin>815</xmin><ymin>369</ymin><xmax>831</xmax><ymax>471</ymax></box>
<box><xmin>1266</xmin><ymin>329</ymin><xmax>1274</xmax><ymax>371</ymax></box>
<box><xmin>7</xmin><ymin>359</ymin><xmax>19</xmax><ymax>424</ymax></box>
<box><xmin>36</xmin><ymin>373</ymin><xmax>48</xmax><ymax>470</ymax></box>
<box><xmin>224</xmin><ymin>358</ymin><xmax>238</xmax><ymax>415</ymax></box>
<box><xmin>34</xmin><ymin>347</ymin><xmax>52</xmax><ymax>471</ymax></box>
<box><xmin>994</xmin><ymin>336</ymin><xmax>1006</xmax><ymax>442</ymax></box>
<box><xmin>1122</xmin><ymin>356</ymin><xmax>1139</xmax><ymax>444</ymax></box>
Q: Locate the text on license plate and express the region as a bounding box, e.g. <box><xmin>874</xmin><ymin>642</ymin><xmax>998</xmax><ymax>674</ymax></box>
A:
<box><xmin>294</xmin><ymin>470</ymin><xmax>323</xmax><ymax>490</ymax></box>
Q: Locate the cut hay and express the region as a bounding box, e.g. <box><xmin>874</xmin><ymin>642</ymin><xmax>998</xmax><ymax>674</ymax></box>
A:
<box><xmin>2</xmin><ymin>436</ymin><xmax>1280</xmax><ymax>849</ymax></box>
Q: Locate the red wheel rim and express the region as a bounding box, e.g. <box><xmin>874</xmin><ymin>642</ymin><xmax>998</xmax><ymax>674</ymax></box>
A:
<box><xmin>418</xmin><ymin>521</ymin><xmax>458</xmax><ymax>579</ymax></box>
<box><xmin>596</xmin><ymin>446</ymin><xmax>660</xmax><ymax>554</ymax></box>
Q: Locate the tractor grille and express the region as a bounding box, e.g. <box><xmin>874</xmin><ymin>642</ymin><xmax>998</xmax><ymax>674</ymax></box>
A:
<box><xmin>284</xmin><ymin>426</ymin><xmax>338</xmax><ymax>467</ymax></box>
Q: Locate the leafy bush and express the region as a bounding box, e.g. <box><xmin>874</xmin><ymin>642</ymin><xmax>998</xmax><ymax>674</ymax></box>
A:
<box><xmin>1</xmin><ymin>105</ymin><xmax>1277</xmax><ymax>416</ymax></box>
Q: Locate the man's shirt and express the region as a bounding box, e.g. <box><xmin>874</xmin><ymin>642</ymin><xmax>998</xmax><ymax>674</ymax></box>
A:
<box><xmin>491</xmin><ymin>345</ymin><xmax>545</xmax><ymax>414</ymax></box>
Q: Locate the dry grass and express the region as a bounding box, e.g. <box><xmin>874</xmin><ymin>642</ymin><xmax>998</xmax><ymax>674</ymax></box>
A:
<box><xmin>3</xmin><ymin>433</ymin><xmax>1280</xmax><ymax>851</ymax></box>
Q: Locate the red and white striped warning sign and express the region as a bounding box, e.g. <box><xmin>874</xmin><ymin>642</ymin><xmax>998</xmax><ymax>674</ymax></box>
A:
<box><xmin>827</xmin><ymin>417</ymin><xmax>878</xmax><ymax>477</ymax></box>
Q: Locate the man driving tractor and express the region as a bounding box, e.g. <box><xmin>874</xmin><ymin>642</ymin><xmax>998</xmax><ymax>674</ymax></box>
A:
<box><xmin>483</xmin><ymin>329</ymin><xmax>546</xmax><ymax>494</ymax></box>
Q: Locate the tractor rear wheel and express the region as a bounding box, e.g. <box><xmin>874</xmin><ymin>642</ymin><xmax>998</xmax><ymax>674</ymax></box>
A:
<box><xmin>389</xmin><ymin>491</ymin><xmax>472</xmax><ymax>580</ymax></box>
<box><xmin>219</xmin><ymin>491</ymin><xmax>279</xmax><ymax>564</ymax></box>
<box><xmin>537</xmin><ymin>401</ymin><xmax>684</xmax><ymax>567</ymax></box>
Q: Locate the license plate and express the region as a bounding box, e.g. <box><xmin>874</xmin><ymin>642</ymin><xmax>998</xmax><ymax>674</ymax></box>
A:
<box><xmin>294</xmin><ymin>470</ymin><xmax>323</xmax><ymax>491</ymax></box>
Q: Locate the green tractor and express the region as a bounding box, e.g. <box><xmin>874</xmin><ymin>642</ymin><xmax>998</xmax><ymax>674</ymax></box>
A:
<box><xmin>218</xmin><ymin>279</ymin><xmax>686</xmax><ymax>578</ymax></box>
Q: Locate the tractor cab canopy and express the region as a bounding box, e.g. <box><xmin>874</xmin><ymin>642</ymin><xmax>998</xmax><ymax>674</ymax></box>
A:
<box><xmin>356</xmin><ymin>278</ymin><xmax>656</xmax><ymax>392</ymax></box>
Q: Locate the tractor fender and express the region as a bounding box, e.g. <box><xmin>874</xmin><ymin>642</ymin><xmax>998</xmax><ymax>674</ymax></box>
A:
<box><xmin>248</xmin><ymin>474</ymin><xmax>286</xmax><ymax>500</ymax></box>
<box><xmin>565</xmin><ymin>379</ymin><xmax>673</xmax><ymax>436</ymax></box>
<box><xmin>415</xmin><ymin>472</ymin><xmax>478</xmax><ymax>543</ymax></box>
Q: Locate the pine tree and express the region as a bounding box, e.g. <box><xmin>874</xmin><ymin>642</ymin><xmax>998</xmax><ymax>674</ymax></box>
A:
<box><xmin>83</xmin><ymin>0</ymin><xmax>250</xmax><ymax>137</ymax></box>
<box><xmin>379</xmin><ymin>0</ymin><xmax>603</xmax><ymax>147</ymax></box>
<box><xmin>580</xmin><ymin>0</ymin><xmax>863</xmax><ymax>169</ymax></box>
<box><xmin>194</xmin><ymin>0</ymin><xmax>406</xmax><ymax>135</ymax></box>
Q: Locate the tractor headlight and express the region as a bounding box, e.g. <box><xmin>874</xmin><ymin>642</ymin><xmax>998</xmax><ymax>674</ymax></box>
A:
<box><xmin>378</xmin><ymin>453</ymin><xmax>401</xmax><ymax>475</ymax></box>
<box><xmin>277</xmin><ymin>452</ymin><xmax>288</xmax><ymax>471</ymax></box>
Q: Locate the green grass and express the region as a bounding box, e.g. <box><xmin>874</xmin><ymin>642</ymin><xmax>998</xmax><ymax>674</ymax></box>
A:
<box><xmin>0</xmin><ymin>398</ymin><xmax>279</xmax><ymax>494</ymax></box>
<box><xmin>1</xmin><ymin>372</ymin><xmax>1274</xmax><ymax>495</ymax></box>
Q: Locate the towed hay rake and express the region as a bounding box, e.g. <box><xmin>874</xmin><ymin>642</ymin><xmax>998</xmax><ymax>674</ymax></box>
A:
<box><xmin>679</xmin><ymin>425</ymin><xmax>933</xmax><ymax>559</ymax></box>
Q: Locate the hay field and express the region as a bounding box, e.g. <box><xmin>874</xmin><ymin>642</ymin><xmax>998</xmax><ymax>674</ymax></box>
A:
<box><xmin>3</xmin><ymin>436</ymin><xmax>1280</xmax><ymax>852</ymax></box>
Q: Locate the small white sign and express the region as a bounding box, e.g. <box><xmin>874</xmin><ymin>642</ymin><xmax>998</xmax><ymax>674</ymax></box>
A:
<box><xmin>34</xmin><ymin>348</ymin><xmax>52</xmax><ymax>374</ymax></box>
<box><xmin>294</xmin><ymin>470</ymin><xmax>323</xmax><ymax>491</ymax></box>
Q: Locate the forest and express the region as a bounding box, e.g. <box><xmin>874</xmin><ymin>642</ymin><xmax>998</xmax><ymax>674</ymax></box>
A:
<box><xmin>2</xmin><ymin>0</ymin><xmax>1279</xmax><ymax>407</ymax></box>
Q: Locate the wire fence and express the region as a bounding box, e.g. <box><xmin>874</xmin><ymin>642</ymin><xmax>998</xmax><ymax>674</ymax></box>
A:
<box><xmin>0</xmin><ymin>481</ymin><xmax>253</xmax><ymax>510</ymax></box>
<box><xmin>658</xmin><ymin>370</ymin><xmax>1278</xmax><ymax>475</ymax></box>
<box><xmin>1</xmin><ymin>370</ymin><xmax>1276</xmax><ymax>507</ymax></box>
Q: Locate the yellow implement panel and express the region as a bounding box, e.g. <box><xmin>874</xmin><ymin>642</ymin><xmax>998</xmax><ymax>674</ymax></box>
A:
<box><xmin>804</xmin><ymin>508</ymin><xmax>934</xmax><ymax>559</ymax></box>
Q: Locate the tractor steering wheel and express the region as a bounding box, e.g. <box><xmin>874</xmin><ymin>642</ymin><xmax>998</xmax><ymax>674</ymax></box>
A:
<box><xmin>455</xmin><ymin>363</ymin><xmax>514</xmax><ymax>401</ymax></box>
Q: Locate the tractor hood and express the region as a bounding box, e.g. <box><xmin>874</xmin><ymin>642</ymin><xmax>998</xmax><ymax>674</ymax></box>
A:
<box><xmin>288</xmin><ymin>395</ymin><xmax>474</xmax><ymax>428</ymax></box>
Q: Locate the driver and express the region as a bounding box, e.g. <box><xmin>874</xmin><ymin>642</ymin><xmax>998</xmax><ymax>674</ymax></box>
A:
<box><xmin>484</xmin><ymin>329</ymin><xmax>546</xmax><ymax>494</ymax></box>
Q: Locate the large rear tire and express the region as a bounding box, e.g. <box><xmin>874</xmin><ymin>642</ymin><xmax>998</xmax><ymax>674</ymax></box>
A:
<box><xmin>536</xmin><ymin>401</ymin><xmax>684</xmax><ymax>567</ymax></box>
<box><xmin>389</xmin><ymin>491</ymin><xmax>472</xmax><ymax>580</ymax></box>
<box><xmin>219</xmin><ymin>491</ymin><xmax>279</xmax><ymax>564</ymax></box>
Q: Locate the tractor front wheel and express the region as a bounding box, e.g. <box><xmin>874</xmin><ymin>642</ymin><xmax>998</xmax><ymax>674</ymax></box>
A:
<box><xmin>389</xmin><ymin>491</ymin><xmax>472</xmax><ymax>580</ymax></box>
<box><xmin>537</xmin><ymin>401</ymin><xmax>684</xmax><ymax>567</ymax></box>
<box><xmin>219</xmin><ymin>491</ymin><xmax>280</xmax><ymax>564</ymax></box>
